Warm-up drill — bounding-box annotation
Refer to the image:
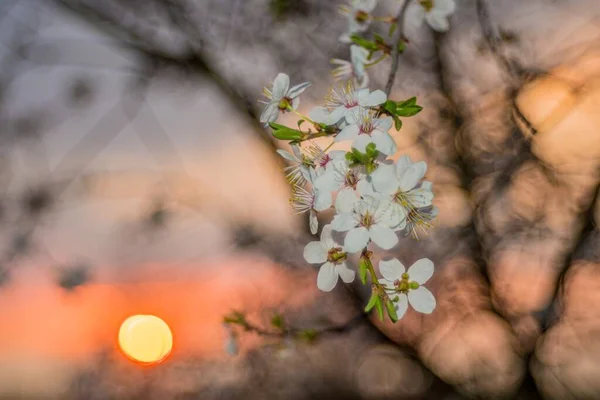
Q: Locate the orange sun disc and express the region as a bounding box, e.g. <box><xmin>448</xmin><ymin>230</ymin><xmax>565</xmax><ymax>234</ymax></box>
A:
<box><xmin>118</xmin><ymin>314</ymin><xmax>173</xmax><ymax>365</ymax></box>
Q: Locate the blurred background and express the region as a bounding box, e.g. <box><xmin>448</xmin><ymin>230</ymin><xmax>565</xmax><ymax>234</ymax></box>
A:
<box><xmin>1</xmin><ymin>0</ymin><xmax>599</xmax><ymax>398</ymax></box>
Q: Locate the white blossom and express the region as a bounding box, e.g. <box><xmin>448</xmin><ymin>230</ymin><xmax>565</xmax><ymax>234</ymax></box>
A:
<box><xmin>314</xmin><ymin>158</ymin><xmax>372</xmax><ymax>200</ymax></box>
<box><xmin>331</xmin><ymin>45</ymin><xmax>370</xmax><ymax>89</ymax></box>
<box><xmin>276</xmin><ymin>144</ymin><xmax>313</xmax><ymax>185</ymax></box>
<box><xmin>331</xmin><ymin>195</ymin><xmax>398</xmax><ymax>253</ymax></box>
<box><xmin>335</xmin><ymin>109</ymin><xmax>397</xmax><ymax>155</ymax></box>
<box><xmin>408</xmin><ymin>0</ymin><xmax>456</xmax><ymax>32</ymax></box>
<box><xmin>303</xmin><ymin>225</ymin><xmax>355</xmax><ymax>292</ymax></box>
<box><xmin>370</xmin><ymin>155</ymin><xmax>433</xmax><ymax>230</ymax></box>
<box><xmin>309</xmin><ymin>83</ymin><xmax>387</xmax><ymax>126</ymax></box>
<box><xmin>260</xmin><ymin>73</ymin><xmax>311</xmax><ymax>126</ymax></box>
<box><xmin>379</xmin><ymin>258</ymin><xmax>436</xmax><ymax>318</ymax></box>
<box><xmin>338</xmin><ymin>0</ymin><xmax>378</xmax><ymax>43</ymax></box>
<box><xmin>290</xmin><ymin>169</ymin><xmax>333</xmax><ymax>234</ymax></box>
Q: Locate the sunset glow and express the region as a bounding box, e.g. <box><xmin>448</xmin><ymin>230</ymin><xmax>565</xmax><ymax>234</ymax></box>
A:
<box><xmin>118</xmin><ymin>315</ymin><xmax>173</xmax><ymax>365</ymax></box>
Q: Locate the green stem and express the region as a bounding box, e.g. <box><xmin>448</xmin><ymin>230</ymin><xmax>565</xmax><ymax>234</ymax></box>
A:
<box><xmin>288</xmin><ymin>107</ymin><xmax>316</xmax><ymax>125</ymax></box>
<box><xmin>365</xmin><ymin>54</ymin><xmax>388</xmax><ymax>68</ymax></box>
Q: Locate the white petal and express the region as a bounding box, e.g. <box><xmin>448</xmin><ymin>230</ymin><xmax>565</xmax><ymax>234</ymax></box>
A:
<box><xmin>317</xmin><ymin>262</ymin><xmax>339</xmax><ymax>292</ymax></box>
<box><xmin>309</xmin><ymin>210</ymin><xmax>318</xmax><ymax>235</ymax></box>
<box><xmin>272</xmin><ymin>73</ymin><xmax>290</xmax><ymax>99</ymax></box>
<box><xmin>384</xmin><ymin>203</ymin><xmax>407</xmax><ymax>229</ymax></box>
<box><xmin>369</xmin><ymin>224</ymin><xmax>398</xmax><ymax>250</ymax></box>
<box><xmin>345</xmin><ymin>106</ymin><xmax>361</xmax><ymax>124</ymax></box>
<box><xmin>276</xmin><ymin>149</ymin><xmax>297</xmax><ymax>163</ymax></box>
<box><xmin>379</xmin><ymin>258</ymin><xmax>405</xmax><ymax>281</ymax></box>
<box><xmin>311</xmin><ymin>106</ymin><xmax>346</xmax><ymax>125</ymax></box>
<box><xmin>336</xmin><ymin>263</ymin><xmax>355</xmax><ymax>283</ymax></box>
<box><xmin>407</xmin><ymin>258</ymin><xmax>434</xmax><ymax>284</ymax></box>
<box><xmin>426</xmin><ymin>12</ymin><xmax>450</xmax><ymax>32</ymax></box>
<box><xmin>376</xmin><ymin>117</ymin><xmax>393</xmax><ymax>132</ymax></box>
<box><xmin>371</xmin><ymin>131</ymin><xmax>397</xmax><ymax>156</ymax></box>
<box><xmin>331</xmin><ymin>213</ymin><xmax>359</xmax><ymax>232</ymax></box>
<box><xmin>291</xmin><ymin>97</ymin><xmax>300</xmax><ymax>110</ymax></box>
<box><xmin>371</xmin><ymin>164</ymin><xmax>399</xmax><ymax>194</ymax></box>
<box><xmin>315</xmin><ymin>169</ymin><xmax>340</xmax><ymax>192</ymax></box>
<box><xmin>344</xmin><ymin>226</ymin><xmax>370</xmax><ymax>253</ymax></box>
<box><xmin>303</xmin><ymin>241</ymin><xmax>328</xmax><ymax>264</ymax></box>
<box><xmin>314</xmin><ymin>188</ymin><xmax>332</xmax><ymax>212</ymax></box>
<box><xmin>407</xmin><ymin>4</ymin><xmax>426</xmax><ymax>26</ymax></box>
<box><xmin>260</xmin><ymin>102</ymin><xmax>279</xmax><ymax>124</ymax></box>
<box><xmin>356</xmin><ymin>179</ymin><xmax>374</xmax><ymax>197</ymax></box>
<box><xmin>393</xmin><ymin>294</ymin><xmax>409</xmax><ymax>319</ymax></box>
<box><xmin>309</xmin><ymin>106</ymin><xmax>331</xmax><ymax>123</ymax></box>
<box><xmin>434</xmin><ymin>0</ymin><xmax>456</xmax><ymax>14</ymax></box>
<box><xmin>420</xmin><ymin>181</ymin><xmax>433</xmax><ymax>191</ymax></box>
<box><xmin>360</xmin><ymin>90</ymin><xmax>387</xmax><ymax>107</ymax></box>
<box><xmin>353</xmin><ymin>133</ymin><xmax>375</xmax><ymax>153</ymax></box>
<box><xmin>395</xmin><ymin>155</ymin><xmax>412</xmax><ymax>177</ymax></box>
<box><xmin>288</xmin><ymin>81</ymin><xmax>311</xmax><ymax>98</ymax></box>
<box><xmin>407</xmin><ymin>187</ymin><xmax>434</xmax><ymax>207</ymax></box>
<box><xmin>408</xmin><ymin>287</ymin><xmax>436</xmax><ymax>314</ymax></box>
<box><xmin>398</xmin><ymin>161</ymin><xmax>427</xmax><ymax>192</ymax></box>
<box><xmin>335</xmin><ymin>124</ymin><xmax>360</xmax><ymax>142</ymax></box>
<box><xmin>338</xmin><ymin>32</ymin><xmax>352</xmax><ymax>43</ymax></box>
<box><xmin>360</xmin><ymin>0</ymin><xmax>377</xmax><ymax>12</ymax></box>
<box><xmin>335</xmin><ymin>187</ymin><xmax>358</xmax><ymax>214</ymax></box>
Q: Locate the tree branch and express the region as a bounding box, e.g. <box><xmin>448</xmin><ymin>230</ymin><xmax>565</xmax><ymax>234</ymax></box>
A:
<box><xmin>384</xmin><ymin>0</ymin><xmax>411</xmax><ymax>96</ymax></box>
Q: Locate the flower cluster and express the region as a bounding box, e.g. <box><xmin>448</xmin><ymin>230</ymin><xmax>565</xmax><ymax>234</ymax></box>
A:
<box><xmin>259</xmin><ymin>69</ymin><xmax>437</xmax><ymax>323</ymax></box>
<box><xmin>248</xmin><ymin>0</ymin><xmax>457</xmax><ymax>328</ymax></box>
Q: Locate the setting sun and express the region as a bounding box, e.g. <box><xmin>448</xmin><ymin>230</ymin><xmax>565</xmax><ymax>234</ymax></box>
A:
<box><xmin>118</xmin><ymin>315</ymin><xmax>173</xmax><ymax>365</ymax></box>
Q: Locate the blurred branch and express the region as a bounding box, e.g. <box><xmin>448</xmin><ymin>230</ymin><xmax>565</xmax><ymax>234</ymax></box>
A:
<box><xmin>52</xmin><ymin>0</ymin><xmax>278</xmax><ymax>153</ymax></box>
<box><xmin>475</xmin><ymin>0</ymin><xmax>523</xmax><ymax>78</ymax></box>
<box><xmin>384</xmin><ymin>0</ymin><xmax>411</xmax><ymax>96</ymax></box>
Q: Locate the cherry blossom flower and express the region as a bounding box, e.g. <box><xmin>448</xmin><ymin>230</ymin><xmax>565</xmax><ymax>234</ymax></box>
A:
<box><xmin>379</xmin><ymin>258</ymin><xmax>436</xmax><ymax>318</ymax></box>
<box><xmin>276</xmin><ymin>144</ymin><xmax>314</xmax><ymax>185</ymax></box>
<box><xmin>309</xmin><ymin>83</ymin><xmax>387</xmax><ymax>126</ymax></box>
<box><xmin>331</xmin><ymin>45</ymin><xmax>370</xmax><ymax>88</ymax></box>
<box><xmin>290</xmin><ymin>169</ymin><xmax>333</xmax><ymax>234</ymax></box>
<box><xmin>370</xmin><ymin>155</ymin><xmax>433</xmax><ymax>230</ymax></box>
<box><xmin>303</xmin><ymin>225</ymin><xmax>355</xmax><ymax>292</ymax></box>
<box><xmin>335</xmin><ymin>109</ymin><xmax>397</xmax><ymax>155</ymax></box>
<box><xmin>338</xmin><ymin>0</ymin><xmax>378</xmax><ymax>43</ymax></box>
<box><xmin>260</xmin><ymin>73</ymin><xmax>311</xmax><ymax>125</ymax></box>
<box><xmin>331</xmin><ymin>195</ymin><xmax>398</xmax><ymax>253</ymax></box>
<box><xmin>314</xmin><ymin>158</ymin><xmax>372</xmax><ymax>200</ymax></box>
<box><xmin>408</xmin><ymin>0</ymin><xmax>456</xmax><ymax>32</ymax></box>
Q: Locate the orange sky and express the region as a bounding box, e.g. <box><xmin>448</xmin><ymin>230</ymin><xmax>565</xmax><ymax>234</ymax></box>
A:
<box><xmin>0</xmin><ymin>258</ymin><xmax>316</xmax><ymax>364</ymax></box>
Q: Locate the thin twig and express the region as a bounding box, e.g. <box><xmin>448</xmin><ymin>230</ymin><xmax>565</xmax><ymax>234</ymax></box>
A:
<box><xmin>232</xmin><ymin>312</ymin><xmax>367</xmax><ymax>339</ymax></box>
<box><xmin>475</xmin><ymin>0</ymin><xmax>522</xmax><ymax>78</ymax></box>
<box><xmin>384</xmin><ymin>0</ymin><xmax>412</xmax><ymax>96</ymax></box>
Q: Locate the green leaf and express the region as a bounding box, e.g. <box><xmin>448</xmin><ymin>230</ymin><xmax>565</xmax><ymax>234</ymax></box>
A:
<box><xmin>398</xmin><ymin>97</ymin><xmax>417</xmax><ymax>107</ymax></box>
<box><xmin>298</xmin><ymin>328</ymin><xmax>318</xmax><ymax>343</ymax></box>
<box><xmin>383</xmin><ymin>100</ymin><xmax>397</xmax><ymax>115</ymax></box>
<box><xmin>349</xmin><ymin>34</ymin><xmax>379</xmax><ymax>51</ymax></box>
<box><xmin>394</xmin><ymin>97</ymin><xmax>423</xmax><ymax>117</ymax></box>
<box><xmin>297</xmin><ymin>119</ymin><xmax>305</xmax><ymax>130</ymax></box>
<box><xmin>392</xmin><ymin>115</ymin><xmax>402</xmax><ymax>131</ymax></box>
<box><xmin>397</xmin><ymin>40</ymin><xmax>406</xmax><ymax>53</ymax></box>
<box><xmin>374</xmin><ymin>298</ymin><xmax>385</xmax><ymax>321</ymax></box>
<box><xmin>388</xmin><ymin>22</ymin><xmax>397</xmax><ymax>37</ymax></box>
<box><xmin>271</xmin><ymin>313</ymin><xmax>285</xmax><ymax>329</ymax></box>
<box><xmin>269</xmin><ymin>122</ymin><xmax>304</xmax><ymax>140</ymax></box>
<box><xmin>364</xmin><ymin>293</ymin><xmax>378</xmax><ymax>313</ymax></box>
<box><xmin>358</xmin><ymin>258</ymin><xmax>369</xmax><ymax>285</ymax></box>
<box><xmin>385</xmin><ymin>300</ymin><xmax>398</xmax><ymax>323</ymax></box>
<box><xmin>395</xmin><ymin>105</ymin><xmax>422</xmax><ymax>117</ymax></box>
<box><xmin>365</xmin><ymin>143</ymin><xmax>377</xmax><ymax>157</ymax></box>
